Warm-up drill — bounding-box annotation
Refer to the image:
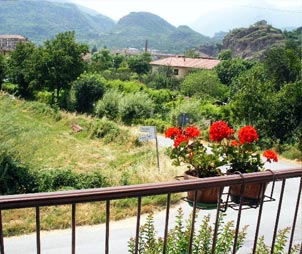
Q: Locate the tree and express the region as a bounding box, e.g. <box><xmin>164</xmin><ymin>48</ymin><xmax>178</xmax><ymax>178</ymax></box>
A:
<box><xmin>263</xmin><ymin>46</ymin><xmax>301</xmax><ymax>89</ymax></box>
<box><xmin>215</xmin><ymin>58</ymin><xmax>254</xmax><ymax>86</ymax></box>
<box><xmin>69</xmin><ymin>73</ymin><xmax>105</xmax><ymax>113</ymax></box>
<box><xmin>144</xmin><ymin>65</ymin><xmax>181</xmax><ymax>90</ymax></box>
<box><xmin>273</xmin><ymin>81</ymin><xmax>302</xmax><ymax>145</ymax></box>
<box><xmin>229</xmin><ymin>63</ymin><xmax>267</xmax><ymax>97</ymax></box>
<box><xmin>180</xmin><ymin>70</ymin><xmax>228</xmax><ymax>101</ymax></box>
<box><xmin>119</xmin><ymin>92</ymin><xmax>155</xmax><ymax>125</ymax></box>
<box><xmin>31</xmin><ymin>31</ymin><xmax>89</xmax><ymax>104</ymax></box>
<box><xmin>0</xmin><ymin>54</ymin><xmax>7</xmax><ymax>90</ymax></box>
<box><xmin>91</xmin><ymin>45</ymin><xmax>98</xmax><ymax>54</ymax></box>
<box><xmin>113</xmin><ymin>54</ymin><xmax>126</xmax><ymax>69</ymax></box>
<box><xmin>7</xmin><ymin>41</ymin><xmax>36</xmax><ymax>98</ymax></box>
<box><xmin>218</xmin><ymin>49</ymin><xmax>232</xmax><ymax>60</ymax></box>
<box><xmin>95</xmin><ymin>89</ymin><xmax>122</xmax><ymax>120</ymax></box>
<box><xmin>90</xmin><ymin>47</ymin><xmax>113</xmax><ymax>72</ymax></box>
<box><xmin>184</xmin><ymin>49</ymin><xmax>200</xmax><ymax>58</ymax></box>
<box><xmin>230</xmin><ymin>77</ymin><xmax>277</xmax><ymax>142</ymax></box>
<box><xmin>128</xmin><ymin>53</ymin><xmax>152</xmax><ymax>75</ymax></box>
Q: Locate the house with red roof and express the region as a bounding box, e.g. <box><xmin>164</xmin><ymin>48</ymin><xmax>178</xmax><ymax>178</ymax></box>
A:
<box><xmin>149</xmin><ymin>56</ymin><xmax>220</xmax><ymax>79</ymax></box>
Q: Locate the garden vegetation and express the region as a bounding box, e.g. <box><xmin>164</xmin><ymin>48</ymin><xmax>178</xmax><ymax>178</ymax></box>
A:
<box><xmin>0</xmin><ymin>29</ymin><xmax>301</xmax><ymax>235</ymax></box>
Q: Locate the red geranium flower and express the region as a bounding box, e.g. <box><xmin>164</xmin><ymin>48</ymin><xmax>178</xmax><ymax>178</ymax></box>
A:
<box><xmin>230</xmin><ymin>140</ymin><xmax>240</xmax><ymax>147</ymax></box>
<box><xmin>263</xmin><ymin>150</ymin><xmax>278</xmax><ymax>162</ymax></box>
<box><xmin>165</xmin><ymin>127</ymin><xmax>180</xmax><ymax>139</ymax></box>
<box><xmin>184</xmin><ymin>126</ymin><xmax>200</xmax><ymax>138</ymax></box>
<box><xmin>209</xmin><ymin>121</ymin><xmax>235</xmax><ymax>142</ymax></box>
<box><xmin>238</xmin><ymin>126</ymin><xmax>258</xmax><ymax>144</ymax></box>
<box><xmin>174</xmin><ymin>135</ymin><xmax>189</xmax><ymax>148</ymax></box>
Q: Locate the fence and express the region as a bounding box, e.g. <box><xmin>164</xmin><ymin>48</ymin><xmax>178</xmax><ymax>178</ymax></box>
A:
<box><xmin>0</xmin><ymin>168</ymin><xmax>301</xmax><ymax>254</ymax></box>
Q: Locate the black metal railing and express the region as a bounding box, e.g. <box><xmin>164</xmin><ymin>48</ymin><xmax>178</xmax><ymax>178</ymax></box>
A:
<box><xmin>0</xmin><ymin>168</ymin><xmax>301</xmax><ymax>254</ymax></box>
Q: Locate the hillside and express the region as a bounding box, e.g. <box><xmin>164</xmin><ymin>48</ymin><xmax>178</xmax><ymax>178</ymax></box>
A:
<box><xmin>221</xmin><ymin>20</ymin><xmax>286</xmax><ymax>60</ymax></box>
<box><xmin>0</xmin><ymin>1</ymin><xmax>213</xmax><ymax>53</ymax></box>
<box><xmin>0</xmin><ymin>0</ymin><xmax>115</xmax><ymax>45</ymax></box>
<box><xmin>99</xmin><ymin>12</ymin><xmax>212</xmax><ymax>53</ymax></box>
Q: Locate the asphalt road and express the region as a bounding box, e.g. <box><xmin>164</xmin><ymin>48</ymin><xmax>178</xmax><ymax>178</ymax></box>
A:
<box><xmin>3</xmin><ymin>137</ymin><xmax>302</xmax><ymax>254</ymax></box>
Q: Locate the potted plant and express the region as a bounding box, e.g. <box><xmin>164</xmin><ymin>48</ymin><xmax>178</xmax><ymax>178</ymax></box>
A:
<box><xmin>165</xmin><ymin>121</ymin><xmax>278</xmax><ymax>205</ymax></box>
<box><xmin>209</xmin><ymin>121</ymin><xmax>278</xmax><ymax>204</ymax></box>
<box><xmin>165</xmin><ymin>125</ymin><xmax>226</xmax><ymax>204</ymax></box>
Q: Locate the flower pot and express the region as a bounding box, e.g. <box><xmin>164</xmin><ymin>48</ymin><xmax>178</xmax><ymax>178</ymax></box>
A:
<box><xmin>229</xmin><ymin>182</ymin><xmax>268</xmax><ymax>205</ymax></box>
<box><xmin>184</xmin><ymin>171</ymin><xmax>222</xmax><ymax>204</ymax></box>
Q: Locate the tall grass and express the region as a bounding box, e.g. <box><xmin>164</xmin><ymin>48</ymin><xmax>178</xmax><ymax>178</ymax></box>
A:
<box><xmin>0</xmin><ymin>93</ymin><xmax>180</xmax><ymax>236</ymax></box>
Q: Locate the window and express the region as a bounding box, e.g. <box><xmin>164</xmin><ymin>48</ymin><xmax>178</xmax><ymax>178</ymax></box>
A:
<box><xmin>173</xmin><ymin>69</ymin><xmax>179</xmax><ymax>75</ymax></box>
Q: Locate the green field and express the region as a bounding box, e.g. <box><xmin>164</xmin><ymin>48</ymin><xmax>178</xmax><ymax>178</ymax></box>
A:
<box><xmin>0</xmin><ymin>93</ymin><xmax>181</xmax><ymax>236</ymax></box>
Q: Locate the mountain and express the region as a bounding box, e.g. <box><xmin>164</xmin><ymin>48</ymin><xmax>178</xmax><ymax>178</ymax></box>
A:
<box><xmin>221</xmin><ymin>20</ymin><xmax>286</xmax><ymax>60</ymax></box>
<box><xmin>0</xmin><ymin>2</ymin><xmax>213</xmax><ymax>53</ymax></box>
<box><xmin>98</xmin><ymin>12</ymin><xmax>212</xmax><ymax>53</ymax></box>
<box><xmin>0</xmin><ymin>0</ymin><xmax>115</xmax><ymax>45</ymax></box>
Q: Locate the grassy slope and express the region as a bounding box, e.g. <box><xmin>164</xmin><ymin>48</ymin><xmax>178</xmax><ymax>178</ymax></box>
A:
<box><xmin>0</xmin><ymin>93</ymin><xmax>181</xmax><ymax>236</ymax></box>
<box><xmin>0</xmin><ymin>93</ymin><xmax>176</xmax><ymax>180</ymax></box>
<box><xmin>0</xmin><ymin>94</ymin><xmax>120</xmax><ymax>174</ymax></box>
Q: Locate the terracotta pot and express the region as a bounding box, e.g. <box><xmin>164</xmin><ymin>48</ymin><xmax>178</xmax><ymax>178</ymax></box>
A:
<box><xmin>184</xmin><ymin>171</ymin><xmax>222</xmax><ymax>204</ymax></box>
<box><xmin>229</xmin><ymin>182</ymin><xmax>268</xmax><ymax>205</ymax></box>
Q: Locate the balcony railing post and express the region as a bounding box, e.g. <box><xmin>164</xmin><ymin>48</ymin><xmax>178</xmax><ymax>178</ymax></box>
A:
<box><xmin>105</xmin><ymin>200</ymin><xmax>110</xmax><ymax>254</ymax></box>
<box><xmin>0</xmin><ymin>210</ymin><xmax>4</xmax><ymax>254</ymax></box>
<box><xmin>134</xmin><ymin>197</ymin><xmax>142</xmax><ymax>254</ymax></box>
<box><xmin>233</xmin><ymin>173</ymin><xmax>245</xmax><ymax>254</ymax></box>
<box><xmin>163</xmin><ymin>193</ymin><xmax>171</xmax><ymax>254</ymax></box>
<box><xmin>288</xmin><ymin>176</ymin><xmax>302</xmax><ymax>253</ymax></box>
<box><xmin>188</xmin><ymin>190</ymin><xmax>198</xmax><ymax>254</ymax></box>
<box><xmin>35</xmin><ymin>207</ymin><xmax>41</xmax><ymax>254</ymax></box>
<box><xmin>211</xmin><ymin>187</ymin><xmax>224</xmax><ymax>254</ymax></box>
<box><xmin>271</xmin><ymin>179</ymin><xmax>286</xmax><ymax>254</ymax></box>
<box><xmin>71</xmin><ymin>203</ymin><xmax>76</xmax><ymax>254</ymax></box>
<box><xmin>252</xmin><ymin>182</ymin><xmax>267</xmax><ymax>253</ymax></box>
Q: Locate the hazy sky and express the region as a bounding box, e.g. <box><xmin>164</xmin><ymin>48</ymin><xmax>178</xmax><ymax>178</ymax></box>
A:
<box><xmin>71</xmin><ymin>0</ymin><xmax>302</xmax><ymax>26</ymax></box>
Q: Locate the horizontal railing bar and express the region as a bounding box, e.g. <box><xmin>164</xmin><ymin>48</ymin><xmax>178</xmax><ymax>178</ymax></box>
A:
<box><xmin>0</xmin><ymin>168</ymin><xmax>301</xmax><ymax>210</ymax></box>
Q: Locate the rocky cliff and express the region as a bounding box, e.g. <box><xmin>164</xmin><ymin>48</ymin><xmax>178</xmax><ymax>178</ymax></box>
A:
<box><xmin>221</xmin><ymin>20</ymin><xmax>286</xmax><ymax>60</ymax></box>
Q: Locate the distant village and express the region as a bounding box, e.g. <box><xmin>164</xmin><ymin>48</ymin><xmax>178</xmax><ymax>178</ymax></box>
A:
<box><xmin>0</xmin><ymin>34</ymin><xmax>220</xmax><ymax>80</ymax></box>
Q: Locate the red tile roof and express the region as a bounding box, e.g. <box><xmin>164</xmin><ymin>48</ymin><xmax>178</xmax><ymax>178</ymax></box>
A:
<box><xmin>150</xmin><ymin>57</ymin><xmax>220</xmax><ymax>70</ymax></box>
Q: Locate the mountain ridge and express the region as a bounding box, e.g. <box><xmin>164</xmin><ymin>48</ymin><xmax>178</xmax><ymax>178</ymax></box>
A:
<box><xmin>0</xmin><ymin>1</ymin><xmax>212</xmax><ymax>53</ymax></box>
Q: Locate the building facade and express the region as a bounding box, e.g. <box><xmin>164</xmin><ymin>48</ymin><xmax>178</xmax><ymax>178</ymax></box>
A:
<box><xmin>0</xmin><ymin>35</ymin><xmax>28</xmax><ymax>53</ymax></box>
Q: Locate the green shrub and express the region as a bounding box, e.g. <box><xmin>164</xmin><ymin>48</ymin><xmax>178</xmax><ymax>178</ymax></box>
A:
<box><xmin>34</xmin><ymin>90</ymin><xmax>53</xmax><ymax>105</ymax></box>
<box><xmin>20</xmin><ymin>100</ymin><xmax>61</xmax><ymax>121</ymax></box>
<box><xmin>0</xmin><ymin>152</ymin><xmax>110</xmax><ymax>194</ymax></box>
<box><xmin>200</xmin><ymin>103</ymin><xmax>224</xmax><ymax>121</ymax></box>
<box><xmin>168</xmin><ymin>97</ymin><xmax>204</xmax><ymax>126</ymax></box>
<box><xmin>180</xmin><ymin>70</ymin><xmax>228</xmax><ymax>100</ymax></box>
<box><xmin>119</xmin><ymin>92</ymin><xmax>155</xmax><ymax>125</ymax></box>
<box><xmin>87</xmin><ymin>118</ymin><xmax>123</xmax><ymax>144</ymax></box>
<box><xmin>68</xmin><ymin>73</ymin><xmax>105</xmax><ymax>113</ymax></box>
<box><xmin>106</xmin><ymin>80</ymin><xmax>146</xmax><ymax>93</ymax></box>
<box><xmin>31</xmin><ymin>168</ymin><xmax>110</xmax><ymax>192</ymax></box>
<box><xmin>128</xmin><ymin>208</ymin><xmax>248</xmax><ymax>254</ymax></box>
<box><xmin>31</xmin><ymin>168</ymin><xmax>77</xmax><ymax>192</ymax></box>
<box><xmin>0</xmin><ymin>152</ymin><xmax>33</xmax><ymax>194</ymax></box>
<box><xmin>95</xmin><ymin>89</ymin><xmax>122</xmax><ymax>120</ymax></box>
<box><xmin>255</xmin><ymin>227</ymin><xmax>300</xmax><ymax>254</ymax></box>
<box><xmin>280</xmin><ymin>145</ymin><xmax>302</xmax><ymax>161</ymax></box>
<box><xmin>1</xmin><ymin>82</ymin><xmax>19</xmax><ymax>94</ymax></box>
